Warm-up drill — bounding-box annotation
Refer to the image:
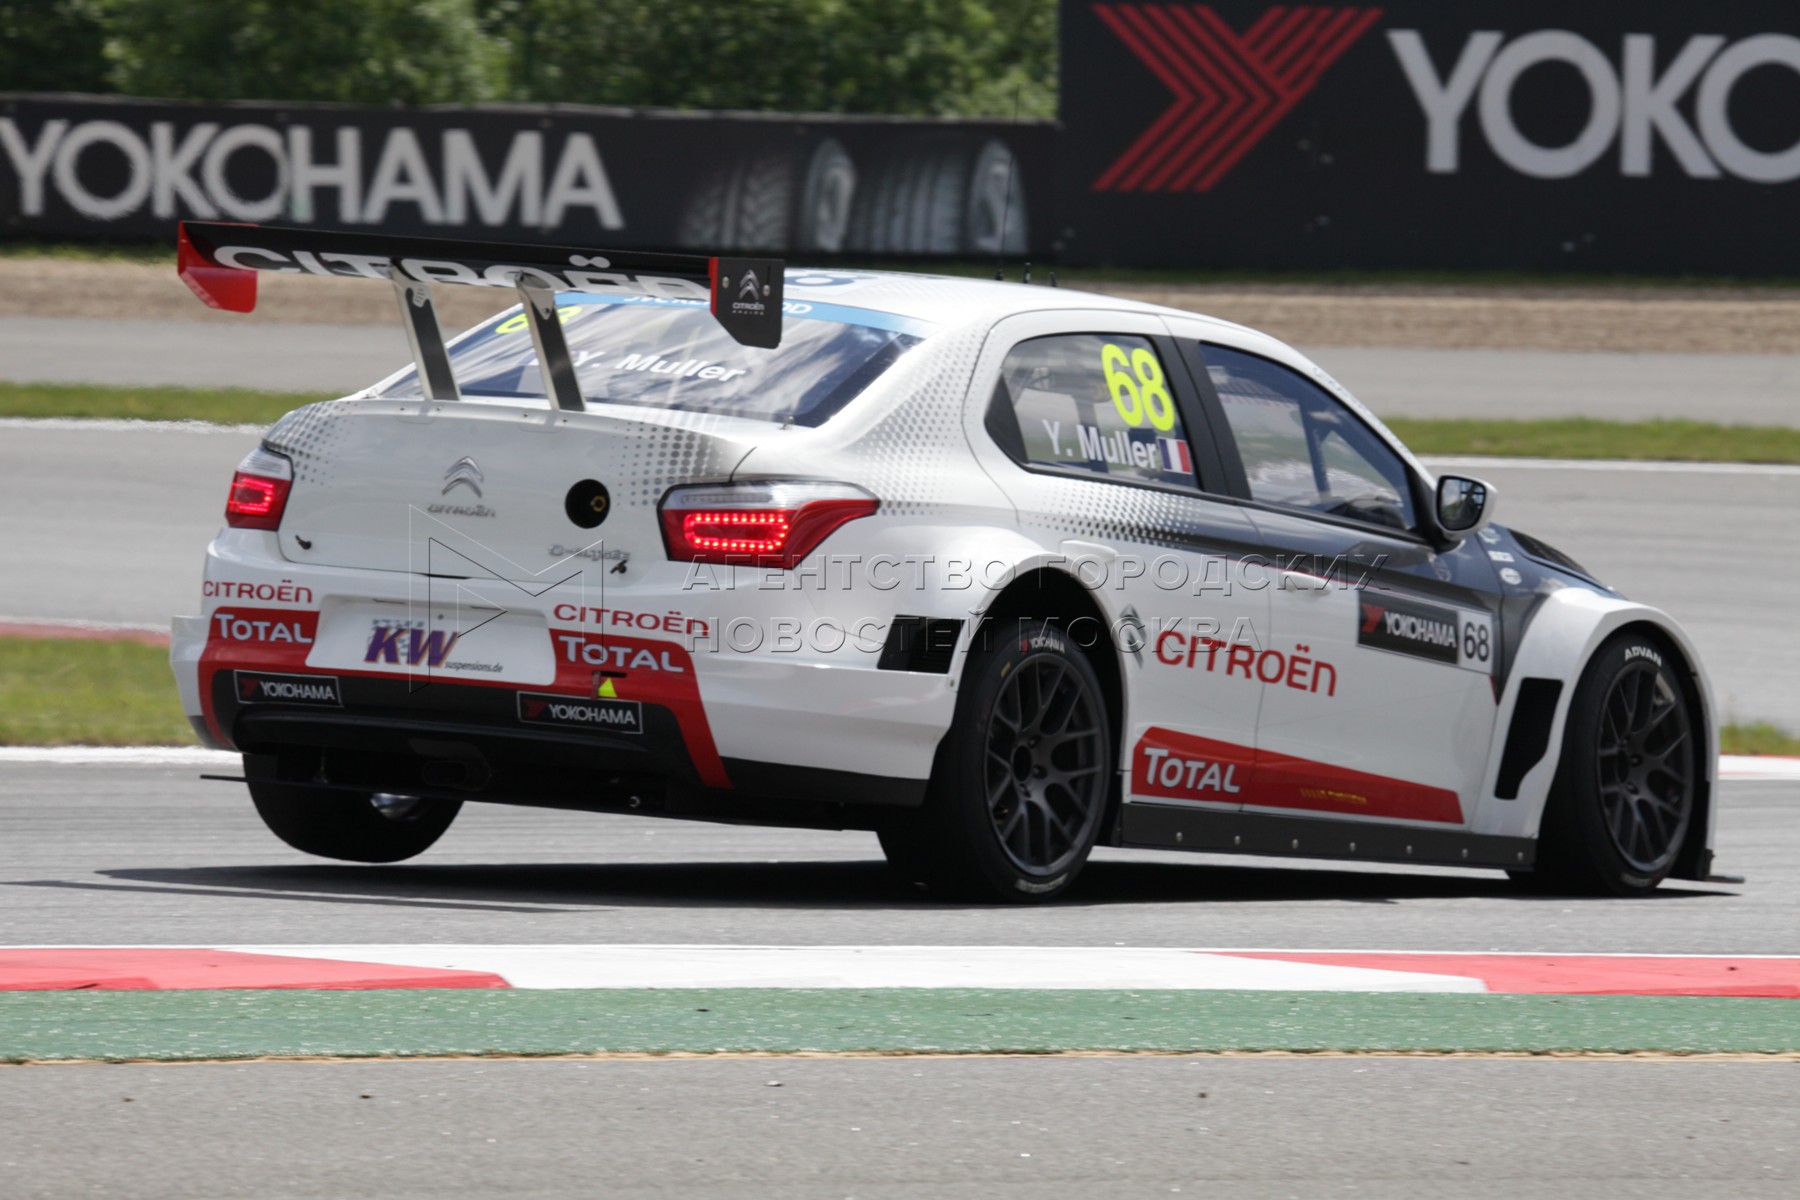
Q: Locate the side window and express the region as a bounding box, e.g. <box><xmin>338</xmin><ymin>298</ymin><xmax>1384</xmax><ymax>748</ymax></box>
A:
<box><xmin>988</xmin><ymin>334</ymin><xmax>1199</xmax><ymax>488</ymax></box>
<box><xmin>1203</xmin><ymin>344</ymin><xmax>1417</xmax><ymax>533</ymax></box>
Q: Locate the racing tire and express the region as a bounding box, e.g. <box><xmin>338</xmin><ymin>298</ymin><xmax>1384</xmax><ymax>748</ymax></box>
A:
<box><xmin>896</xmin><ymin>618</ymin><xmax>1113</xmax><ymax>903</ymax></box>
<box><xmin>848</xmin><ymin>134</ymin><xmax>1026</xmax><ymax>256</ymax></box>
<box><xmin>796</xmin><ymin>138</ymin><xmax>857</xmax><ymax>253</ymax></box>
<box><xmin>1532</xmin><ymin>632</ymin><xmax>1699</xmax><ymax>896</ymax></box>
<box><xmin>676</xmin><ymin>152</ymin><xmax>795</xmax><ymax>253</ymax></box>
<box><xmin>875</xmin><ymin>821</ymin><xmax>934</xmax><ymax>887</ymax></box>
<box><xmin>248</xmin><ymin>779</ymin><xmax>461</xmax><ymax>864</ymax></box>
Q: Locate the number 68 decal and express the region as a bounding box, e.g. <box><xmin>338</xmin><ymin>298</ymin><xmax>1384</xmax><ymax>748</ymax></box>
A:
<box><xmin>1101</xmin><ymin>343</ymin><xmax>1176</xmax><ymax>432</ymax></box>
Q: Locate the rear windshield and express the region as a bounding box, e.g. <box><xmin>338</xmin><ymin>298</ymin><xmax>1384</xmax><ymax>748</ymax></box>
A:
<box><xmin>381</xmin><ymin>293</ymin><xmax>931</xmax><ymax>427</ymax></box>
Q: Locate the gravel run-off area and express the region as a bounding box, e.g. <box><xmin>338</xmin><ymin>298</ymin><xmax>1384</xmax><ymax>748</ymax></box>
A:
<box><xmin>6</xmin><ymin>258</ymin><xmax>1800</xmax><ymax>355</ymax></box>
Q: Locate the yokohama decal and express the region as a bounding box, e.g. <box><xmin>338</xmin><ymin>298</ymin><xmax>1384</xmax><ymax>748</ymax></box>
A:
<box><xmin>1093</xmin><ymin>4</ymin><xmax>1384</xmax><ymax>193</ymax></box>
<box><xmin>1133</xmin><ymin>726</ymin><xmax>1462</xmax><ymax>823</ymax></box>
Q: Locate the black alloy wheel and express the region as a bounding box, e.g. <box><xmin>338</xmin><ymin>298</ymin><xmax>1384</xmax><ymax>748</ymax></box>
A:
<box><xmin>1535</xmin><ymin>633</ymin><xmax>1698</xmax><ymax>896</ymax></box>
<box><xmin>1593</xmin><ymin>656</ymin><xmax>1695</xmax><ymax>875</ymax></box>
<box><xmin>984</xmin><ymin>651</ymin><xmax>1109</xmax><ymax>878</ymax></box>
<box><xmin>881</xmin><ymin>619</ymin><xmax>1113</xmax><ymax>903</ymax></box>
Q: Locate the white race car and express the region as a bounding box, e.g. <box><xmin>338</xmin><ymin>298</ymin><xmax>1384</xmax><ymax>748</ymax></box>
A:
<box><xmin>170</xmin><ymin>223</ymin><xmax>1720</xmax><ymax>901</ymax></box>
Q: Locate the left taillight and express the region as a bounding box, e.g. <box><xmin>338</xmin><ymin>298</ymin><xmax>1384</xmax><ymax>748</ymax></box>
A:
<box><xmin>225</xmin><ymin>445</ymin><xmax>294</xmax><ymax>530</ymax></box>
<box><xmin>660</xmin><ymin>481</ymin><xmax>878</xmax><ymax>568</ymax></box>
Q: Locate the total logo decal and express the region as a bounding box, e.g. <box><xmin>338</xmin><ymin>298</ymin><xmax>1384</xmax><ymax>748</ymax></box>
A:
<box><xmin>1131</xmin><ymin>726</ymin><xmax>1464</xmax><ymax>823</ymax></box>
<box><xmin>1132</xmin><ymin>727</ymin><xmax>1255</xmax><ymax>803</ymax></box>
<box><xmin>212</xmin><ymin>612</ymin><xmax>314</xmax><ymax>645</ymax></box>
<box><xmin>1356</xmin><ymin>595</ymin><xmax>1494</xmax><ymax>675</ymax></box>
<box><xmin>555</xmin><ymin>634</ymin><xmax>686</xmax><ymax>672</ymax></box>
<box><xmin>1093</xmin><ymin>5</ymin><xmax>1800</xmax><ymax>190</ymax></box>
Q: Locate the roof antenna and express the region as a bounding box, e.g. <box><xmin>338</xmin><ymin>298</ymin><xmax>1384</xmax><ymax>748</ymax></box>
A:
<box><xmin>995</xmin><ymin>84</ymin><xmax>1021</xmax><ymax>282</ymax></box>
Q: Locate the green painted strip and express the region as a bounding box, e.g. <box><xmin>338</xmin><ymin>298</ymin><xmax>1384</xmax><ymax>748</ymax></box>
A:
<box><xmin>2</xmin><ymin>990</ymin><xmax>1797</xmax><ymax>1062</ymax></box>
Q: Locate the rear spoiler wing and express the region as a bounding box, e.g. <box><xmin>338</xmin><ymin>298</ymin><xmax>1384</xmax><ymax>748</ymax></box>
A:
<box><xmin>176</xmin><ymin>221</ymin><xmax>784</xmax><ymax>411</ymax></box>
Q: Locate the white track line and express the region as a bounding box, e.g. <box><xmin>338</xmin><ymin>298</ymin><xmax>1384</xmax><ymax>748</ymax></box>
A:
<box><xmin>1423</xmin><ymin>454</ymin><xmax>1800</xmax><ymax>476</ymax></box>
<box><xmin>1721</xmin><ymin>755</ymin><xmax>1800</xmax><ymax>781</ymax></box>
<box><xmin>0</xmin><ymin>615</ymin><xmax>168</xmax><ymax>635</ymax></box>
<box><xmin>228</xmin><ymin>944</ymin><xmax>1486</xmax><ymax>991</ymax></box>
<box><xmin>0</xmin><ymin>747</ymin><xmax>237</xmax><ymax>766</ymax></box>
<box><xmin>0</xmin><ymin>417</ymin><xmax>265</xmax><ymax>435</ymax></box>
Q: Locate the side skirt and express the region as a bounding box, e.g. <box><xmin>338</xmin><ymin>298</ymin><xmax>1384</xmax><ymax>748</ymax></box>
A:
<box><xmin>1119</xmin><ymin>804</ymin><xmax>1536</xmax><ymax>872</ymax></box>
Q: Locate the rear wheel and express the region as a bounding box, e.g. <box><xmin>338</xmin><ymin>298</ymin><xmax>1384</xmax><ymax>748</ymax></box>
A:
<box><xmin>248</xmin><ymin>777</ymin><xmax>461</xmax><ymax>863</ymax></box>
<box><xmin>887</xmin><ymin>620</ymin><xmax>1112</xmax><ymax>902</ymax></box>
<box><xmin>1534</xmin><ymin>633</ymin><xmax>1698</xmax><ymax>896</ymax></box>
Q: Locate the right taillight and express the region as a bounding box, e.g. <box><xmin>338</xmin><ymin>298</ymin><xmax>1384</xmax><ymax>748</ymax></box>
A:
<box><xmin>225</xmin><ymin>446</ymin><xmax>293</xmax><ymax>530</ymax></box>
<box><xmin>660</xmin><ymin>481</ymin><xmax>878</xmax><ymax>568</ymax></box>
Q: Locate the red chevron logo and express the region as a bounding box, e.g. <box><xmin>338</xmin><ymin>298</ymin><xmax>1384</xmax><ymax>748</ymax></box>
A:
<box><xmin>1092</xmin><ymin>4</ymin><xmax>1384</xmax><ymax>193</ymax></box>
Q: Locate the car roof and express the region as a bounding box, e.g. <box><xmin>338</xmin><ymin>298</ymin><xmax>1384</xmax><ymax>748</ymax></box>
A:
<box><xmin>779</xmin><ymin>268</ymin><xmax>1436</xmax><ymax>488</ymax></box>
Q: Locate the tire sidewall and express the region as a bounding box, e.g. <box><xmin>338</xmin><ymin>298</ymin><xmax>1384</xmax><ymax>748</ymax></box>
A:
<box><xmin>1553</xmin><ymin>632</ymin><xmax>1699</xmax><ymax>893</ymax></box>
<box><xmin>248</xmin><ymin>774</ymin><xmax>461</xmax><ymax>864</ymax></box>
<box><xmin>936</xmin><ymin>618</ymin><xmax>1113</xmax><ymax>901</ymax></box>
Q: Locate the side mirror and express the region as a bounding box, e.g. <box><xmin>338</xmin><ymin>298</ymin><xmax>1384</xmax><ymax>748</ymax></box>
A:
<box><xmin>1435</xmin><ymin>475</ymin><xmax>1494</xmax><ymax>538</ymax></box>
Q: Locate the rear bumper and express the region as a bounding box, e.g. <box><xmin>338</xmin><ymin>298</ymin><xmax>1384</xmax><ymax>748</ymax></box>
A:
<box><xmin>170</xmin><ymin>546</ymin><xmax>960</xmax><ymax>818</ymax></box>
<box><xmin>233</xmin><ymin>705</ymin><xmax>927</xmax><ymax>830</ymax></box>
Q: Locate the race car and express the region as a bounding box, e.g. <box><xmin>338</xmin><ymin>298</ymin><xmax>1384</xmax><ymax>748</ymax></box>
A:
<box><xmin>169</xmin><ymin>222</ymin><xmax>1719</xmax><ymax>902</ymax></box>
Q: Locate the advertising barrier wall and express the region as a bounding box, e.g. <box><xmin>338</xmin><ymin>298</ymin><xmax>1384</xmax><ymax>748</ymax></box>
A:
<box><xmin>1058</xmin><ymin>0</ymin><xmax>1800</xmax><ymax>273</ymax></box>
<box><xmin>0</xmin><ymin>95</ymin><xmax>1054</xmax><ymax>259</ymax></box>
<box><xmin>6</xmin><ymin>1</ymin><xmax>1799</xmax><ymax>275</ymax></box>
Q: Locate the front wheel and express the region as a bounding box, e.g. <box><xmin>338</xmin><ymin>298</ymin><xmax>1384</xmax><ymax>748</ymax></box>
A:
<box><xmin>892</xmin><ymin>620</ymin><xmax>1113</xmax><ymax>903</ymax></box>
<box><xmin>1535</xmin><ymin>633</ymin><xmax>1698</xmax><ymax>896</ymax></box>
<box><xmin>249</xmin><ymin>777</ymin><xmax>461</xmax><ymax>863</ymax></box>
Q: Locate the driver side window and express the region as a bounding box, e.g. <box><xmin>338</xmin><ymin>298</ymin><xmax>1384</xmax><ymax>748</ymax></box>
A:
<box><xmin>1203</xmin><ymin>345</ymin><xmax>1416</xmax><ymax>533</ymax></box>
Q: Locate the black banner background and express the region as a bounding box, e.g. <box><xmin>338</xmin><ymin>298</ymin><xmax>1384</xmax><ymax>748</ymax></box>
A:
<box><xmin>8</xmin><ymin>3</ymin><xmax>1800</xmax><ymax>276</ymax></box>
<box><xmin>1057</xmin><ymin>1</ymin><xmax>1800</xmax><ymax>273</ymax></box>
<box><xmin>0</xmin><ymin>95</ymin><xmax>1055</xmax><ymax>260</ymax></box>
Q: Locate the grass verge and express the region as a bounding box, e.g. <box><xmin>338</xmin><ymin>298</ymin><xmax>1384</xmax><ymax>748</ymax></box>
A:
<box><xmin>1720</xmin><ymin>723</ymin><xmax>1800</xmax><ymax>757</ymax></box>
<box><xmin>1</xmin><ymin>990</ymin><xmax>1796</xmax><ymax>1062</ymax></box>
<box><xmin>2</xmin><ymin>635</ymin><xmax>1796</xmax><ymax>756</ymax></box>
<box><xmin>0</xmin><ymin>638</ymin><xmax>191</xmax><ymax>747</ymax></box>
<box><xmin>0</xmin><ymin>381</ymin><xmax>327</xmax><ymax>424</ymax></box>
<box><xmin>5</xmin><ymin>383</ymin><xmax>1799</xmax><ymax>465</ymax></box>
<box><xmin>1385</xmin><ymin>418</ymin><xmax>1800</xmax><ymax>465</ymax></box>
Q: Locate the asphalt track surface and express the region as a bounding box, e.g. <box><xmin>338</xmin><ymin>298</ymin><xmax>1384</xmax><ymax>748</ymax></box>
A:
<box><xmin>4</xmin><ymin>766</ymin><xmax>1790</xmax><ymax>953</ymax></box>
<box><xmin>3</xmin><ymin>420</ymin><xmax>1796</xmax><ymax>725</ymax></box>
<box><xmin>5</xmin><ymin>314</ymin><xmax>1799</xmax><ymax>426</ymax></box>
<box><xmin>3</xmin><ymin>1057</ymin><xmax>1795</xmax><ymax>1200</ymax></box>
<box><xmin>2</xmin><ymin>766</ymin><xmax>1797</xmax><ymax>1198</ymax></box>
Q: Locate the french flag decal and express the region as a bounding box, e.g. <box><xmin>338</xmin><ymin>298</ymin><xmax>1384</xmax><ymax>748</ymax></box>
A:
<box><xmin>1158</xmin><ymin>437</ymin><xmax>1192</xmax><ymax>473</ymax></box>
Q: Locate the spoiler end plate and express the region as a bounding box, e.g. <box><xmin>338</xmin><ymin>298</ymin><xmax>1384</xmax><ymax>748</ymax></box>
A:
<box><xmin>177</xmin><ymin>222</ymin><xmax>258</xmax><ymax>313</ymax></box>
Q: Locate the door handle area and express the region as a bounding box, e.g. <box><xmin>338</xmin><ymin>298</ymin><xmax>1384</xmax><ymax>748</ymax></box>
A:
<box><xmin>1279</xmin><ymin>570</ymin><xmax>1333</xmax><ymax>595</ymax></box>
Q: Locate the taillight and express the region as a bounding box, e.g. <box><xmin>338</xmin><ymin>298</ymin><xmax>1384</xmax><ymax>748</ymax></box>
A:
<box><xmin>660</xmin><ymin>482</ymin><xmax>878</xmax><ymax>568</ymax></box>
<box><xmin>225</xmin><ymin>446</ymin><xmax>293</xmax><ymax>530</ymax></box>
